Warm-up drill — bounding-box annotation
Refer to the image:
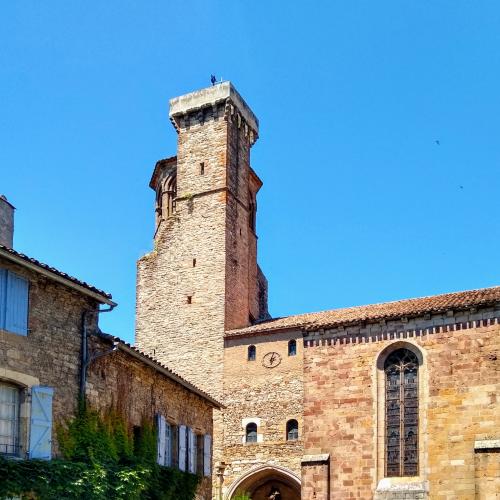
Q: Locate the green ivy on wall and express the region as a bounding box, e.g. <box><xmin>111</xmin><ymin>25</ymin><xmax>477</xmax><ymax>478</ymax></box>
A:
<box><xmin>0</xmin><ymin>402</ymin><xmax>200</xmax><ymax>500</ymax></box>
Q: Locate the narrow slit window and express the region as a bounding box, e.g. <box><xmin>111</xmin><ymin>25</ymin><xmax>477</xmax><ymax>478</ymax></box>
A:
<box><xmin>245</xmin><ymin>423</ymin><xmax>257</xmax><ymax>443</ymax></box>
<box><xmin>200</xmin><ymin>162</ymin><xmax>205</xmax><ymax>175</ymax></box>
<box><xmin>288</xmin><ymin>339</ymin><xmax>297</xmax><ymax>356</ymax></box>
<box><xmin>248</xmin><ymin>345</ymin><xmax>256</xmax><ymax>361</ymax></box>
<box><xmin>187</xmin><ymin>296</ymin><xmax>192</xmax><ymax>304</ymax></box>
<box><xmin>385</xmin><ymin>348</ymin><xmax>419</xmax><ymax>477</ymax></box>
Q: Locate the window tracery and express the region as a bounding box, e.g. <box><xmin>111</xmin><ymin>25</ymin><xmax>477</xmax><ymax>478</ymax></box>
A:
<box><xmin>385</xmin><ymin>348</ymin><xmax>419</xmax><ymax>477</ymax></box>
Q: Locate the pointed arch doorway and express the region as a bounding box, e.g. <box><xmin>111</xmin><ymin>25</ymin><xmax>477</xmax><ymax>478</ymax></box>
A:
<box><xmin>227</xmin><ymin>464</ymin><xmax>301</xmax><ymax>500</ymax></box>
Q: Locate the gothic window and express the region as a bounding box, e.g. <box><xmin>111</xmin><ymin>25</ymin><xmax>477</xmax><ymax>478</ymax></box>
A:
<box><xmin>0</xmin><ymin>382</ymin><xmax>20</xmax><ymax>456</ymax></box>
<box><xmin>160</xmin><ymin>174</ymin><xmax>177</xmax><ymax>219</ymax></box>
<box><xmin>248</xmin><ymin>345</ymin><xmax>256</xmax><ymax>361</ymax></box>
<box><xmin>288</xmin><ymin>339</ymin><xmax>297</xmax><ymax>357</ymax></box>
<box><xmin>385</xmin><ymin>348</ymin><xmax>419</xmax><ymax>477</ymax></box>
<box><xmin>286</xmin><ymin>419</ymin><xmax>298</xmax><ymax>441</ymax></box>
<box><xmin>245</xmin><ymin>423</ymin><xmax>257</xmax><ymax>443</ymax></box>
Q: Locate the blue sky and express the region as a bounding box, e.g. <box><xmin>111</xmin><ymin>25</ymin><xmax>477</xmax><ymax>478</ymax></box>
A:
<box><xmin>1</xmin><ymin>1</ymin><xmax>499</xmax><ymax>343</ymax></box>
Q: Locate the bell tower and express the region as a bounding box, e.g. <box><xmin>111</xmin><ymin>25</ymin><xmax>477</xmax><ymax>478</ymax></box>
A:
<box><xmin>135</xmin><ymin>82</ymin><xmax>268</xmax><ymax>398</ymax></box>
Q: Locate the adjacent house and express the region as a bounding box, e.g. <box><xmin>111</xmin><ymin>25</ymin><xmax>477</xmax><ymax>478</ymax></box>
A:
<box><xmin>0</xmin><ymin>195</ymin><xmax>220</xmax><ymax>499</ymax></box>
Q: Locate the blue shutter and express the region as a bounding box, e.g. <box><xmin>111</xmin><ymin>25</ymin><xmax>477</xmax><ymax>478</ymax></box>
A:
<box><xmin>203</xmin><ymin>434</ymin><xmax>211</xmax><ymax>477</ymax></box>
<box><xmin>178</xmin><ymin>425</ymin><xmax>186</xmax><ymax>471</ymax></box>
<box><xmin>156</xmin><ymin>414</ymin><xmax>166</xmax><ymax>465</ymax></box>
<box><xmin>29</xmin><ymin>386</ymin><xmax>53</xmax><ymax>460</ymax></box>
<box><xmin>5</xmin><ymin>271</ymin><xmax>29</xmax><ymax>335</ymax></box>
<box><xmin>0</xmin><ymin>269</ymin><xmax>7</xmax><ymax>329</ymax></box>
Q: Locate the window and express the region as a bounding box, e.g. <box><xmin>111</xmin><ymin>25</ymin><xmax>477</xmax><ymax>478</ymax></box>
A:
<box><xmin>286</xmin><ymin>419</ymin><xmax>299</xmax><ymax>441</ymax></box>
<box><xmin>0</xmin><ymin>269</ymin><xmax>29</xmax><ymax>335</ymax></box>
<box><xmin>0</xmin><ymin>382</ymin><xmax>20</xmax><ymax>456</ymax></box>
<box><xmin>248</xmin><ymin>195</ymin><xmax>256</xmax><ymax>232</ymax></box>
<box><xmin>385</xmin><ymin>348</ymin><xmax>419</xmax><ymax>477</ymax></box>
<box><xmin>245</xmin><ymin>423</ymin><xmax>257</xmax><ymax>443</ymax></box>
<box><xmin>248</xmin><ymin>345</ymin><xmax>256</xmax><ymax>361</ymax></box>
<box><xmin>288</xmin><ymin>339</ymin><xmax>297</xmax><ymax>357</ymax></box>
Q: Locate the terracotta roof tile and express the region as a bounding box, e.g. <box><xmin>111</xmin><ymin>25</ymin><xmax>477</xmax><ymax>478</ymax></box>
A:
<box><xmin>99</xmin><ymin>332</ymin><xmax>222</xmax><ymax>408</ymax></box>
<box><xmin>0</xmin><ymin>244</ymin><xmax>114</xmax><ymax>303</ymax></box>
<box><xmin>225</xmin><ymin>286</ymin><xmax>500</xmax><ymax>338</ymax></box>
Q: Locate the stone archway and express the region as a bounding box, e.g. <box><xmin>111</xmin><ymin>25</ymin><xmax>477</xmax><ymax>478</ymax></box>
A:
<box><xmin>227</xmin><ymin>464</ymin><xmax>301</xmax><ymax>500</ymax></box>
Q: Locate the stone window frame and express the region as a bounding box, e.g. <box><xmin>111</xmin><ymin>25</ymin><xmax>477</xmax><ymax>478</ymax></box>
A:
<box><xmin>375</xmin><ymin>341</ymin><xmax>428</xmax><ymax>490</ymax></box>
<box><xmin>241</xmin><ymin>417</ymin><xmax>262</xmax><ymax>445</ymax></box>
<box><xmin>0</xmin><ymin>368</ymin><xmax>39</xmax><ymax>459</ymax></box>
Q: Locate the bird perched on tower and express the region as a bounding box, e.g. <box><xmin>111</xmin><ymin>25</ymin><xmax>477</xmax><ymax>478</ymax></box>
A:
<box><xmin>211</xmin><ymin>74</ymin><xmax>216</xmax><ymax>86</ymax></box>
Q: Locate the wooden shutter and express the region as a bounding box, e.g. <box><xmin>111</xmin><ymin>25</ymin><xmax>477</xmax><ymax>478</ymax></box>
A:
<box><xmin>178</xmin><ymin>425</ymin><xmax>186</xmax><ymax>471</ymax></box>
<box><xmin>188</xmin><ymin>428</ymin><xmax>196</xmax><ymax>473</ymax></box>
<box><xmin>156</xmin><ymin>414</ymin><xmax>166</xmax><ymax>465</ymax></box>
<box><xmin>5</xmin><ymin>271</ymin><xmax>29</xmax><ymax>335</ymax></box>
<box><xmin>0</xmin><ymin>269</ymin><xmax>7</xmax><ymax>329</ymax></box>
<box><xmin>203</xmin><ymin>434</ymin><xmax>212</xmax><ymax>477</ymax></box>
<box><xmin>29</xmin><ymin>386</ymin><xmax>53</xmax><ymax>459</ymax></box>
<box><xmin>165</xmin><ymin>422</ymin><xmax>172</xmax><ymax>467</ymax></box>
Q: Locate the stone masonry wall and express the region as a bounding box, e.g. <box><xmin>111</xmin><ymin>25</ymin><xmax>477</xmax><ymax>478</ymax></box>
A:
<box><xmin>302</xmin><ymin>308</ymin><xmax>500</xmax><ymax>499</ymax></box>
<box><xmin>222</xmin><ymin>330</ymin><xmax>304</xmax><ymax>497</ymax></box>
<box><xmin>87</xmin><ymin>342</ymin><xmax>214</xmax><ymax>499</ymax></box>
<box><xmin>0</xmin><ymin>256</ymin><xmax>99</xmax><ymax>457</ymax></box>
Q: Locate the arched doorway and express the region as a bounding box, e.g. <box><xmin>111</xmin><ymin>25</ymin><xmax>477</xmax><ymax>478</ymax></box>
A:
<box><xmin>227</xmin><ymin>464</ymin><xmax>301</xmax><ymax>500</ymax></box>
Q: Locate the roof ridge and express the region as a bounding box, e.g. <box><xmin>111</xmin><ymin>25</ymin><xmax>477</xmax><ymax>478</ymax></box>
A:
<box><xmin>226</xmin><ymin>284</ymin><xmax>500</xmax><ymax>337</ymax></box>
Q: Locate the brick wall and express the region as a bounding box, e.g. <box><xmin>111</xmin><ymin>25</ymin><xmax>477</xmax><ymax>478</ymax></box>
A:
<box><xmin>302</xmin><ymin>309</ymin><xmax>500</xmax><ymax>499</ymax></box>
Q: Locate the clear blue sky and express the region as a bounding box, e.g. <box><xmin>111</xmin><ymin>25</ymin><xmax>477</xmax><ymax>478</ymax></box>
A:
<box><xmin>1</xmin><ymin>2</ymin><xmax>499</xmax><ymax>343</ymax></box>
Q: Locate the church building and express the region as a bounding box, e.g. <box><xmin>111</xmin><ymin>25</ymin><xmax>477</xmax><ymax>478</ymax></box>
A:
<box><xmin>135</xmin><ymin>82</ymin><xmax>500</xmax><ymax>499</ymax></box>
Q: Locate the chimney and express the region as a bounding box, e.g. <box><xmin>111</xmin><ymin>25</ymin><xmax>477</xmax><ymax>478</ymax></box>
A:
<box><xmin>0</xmin><ymin>195</ymin><xmax>15</xmax><ymax>248</ymax></box>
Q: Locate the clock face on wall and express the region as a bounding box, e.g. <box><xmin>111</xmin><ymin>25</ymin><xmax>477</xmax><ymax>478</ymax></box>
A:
<box><xmin>262</xmin><ymin>351</ymin><xmax>282</xmax><ymax>368</ymax></box>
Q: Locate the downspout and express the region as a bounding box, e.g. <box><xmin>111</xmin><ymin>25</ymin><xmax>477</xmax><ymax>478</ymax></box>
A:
<box><xmin>79</xmin><ymin>304</ymin><xmax>116</xmax><ymax>400</ymax></box>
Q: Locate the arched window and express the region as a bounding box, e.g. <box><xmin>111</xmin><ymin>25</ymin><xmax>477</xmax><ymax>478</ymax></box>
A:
<box><xmin>161</xmin><ymin>174</ymin><xmax>177</xmax><ymax>219</ymax></box>
<box><xmin>0</xmin><ymin>382</ymin><xmax>20</xmax><ymax>456</ymax></box>
<box><xmin>286</xmin><ymin>419</ymin><xmax>298</xmax><ymax>441</ymax></box>
<box><xmin>245</xmin><ymin>423</ymin><xmax>257</xmax><ymax>443</ymax></box>
<box><xmin>248</xmin><ymin>345</ymin><xmax>256</xmax><ymax>361</ymax></box>
<box><xmin>288</xmin><ymin>339</ymin><xmax>297</xmax><ymax>357</ymax></box>
<box><xmin>385</xmin><ymin>348</ymin><xmax>419</xmax><ymax>477</ymax></box>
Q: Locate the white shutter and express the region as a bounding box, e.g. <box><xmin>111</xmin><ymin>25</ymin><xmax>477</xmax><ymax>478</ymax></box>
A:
<box><xmin>178</xmin><ymin>425</ymin><xmax>187</xmax><ymax>471</ymax></box>
<box><xmin>156</xmin><ymin>414</ymin><xmax>166</xmax><ymax>465</ymax></box>
<box><xmin>165</xmin><ymin>422</ymin><xmax>172</xmax><ymax>467</ymax></box>
<box><xmin>29</xmin><ymin>386</ymin><xmax>53</xmax><ymax>459</ymax></box>
<box><xmin>203</xmin><ymin>434</ymin><xmax>212</xmax><ymax>477</ymax></box>
<box><xmin>188</xmin><ymin>428</ymin><xmax>196</xmax><ymax>473</ymax></box>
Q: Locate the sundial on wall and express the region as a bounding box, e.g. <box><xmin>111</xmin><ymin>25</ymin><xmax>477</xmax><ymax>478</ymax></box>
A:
<box><xmin>262</xmin><ymin>351</ymin><xmax>282</xmax><ymax>368</ymax></box>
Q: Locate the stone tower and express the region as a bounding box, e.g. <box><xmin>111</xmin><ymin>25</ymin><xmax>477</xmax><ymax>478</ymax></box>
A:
<box><xmin>136</xmin><ymin>82</ymin><xmax>268</xmax><ymax>398</ymax></box>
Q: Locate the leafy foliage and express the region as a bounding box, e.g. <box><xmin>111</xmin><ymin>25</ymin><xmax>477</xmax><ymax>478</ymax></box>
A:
<box><xmin>0</xmin><ymin>402</ymin><xmax>200</xmax><ymax>500</ymax></box>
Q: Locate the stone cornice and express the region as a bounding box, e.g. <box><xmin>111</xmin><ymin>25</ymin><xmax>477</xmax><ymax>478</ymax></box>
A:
<box><xmin>304</xmin><ymin>315</ymin><xmax>500</xmax><ymax>348</ymax></box>
<box><xmin>169</xmin><ymin>82</ymin><xmax>259</xmax><ymax>145</ymax></box>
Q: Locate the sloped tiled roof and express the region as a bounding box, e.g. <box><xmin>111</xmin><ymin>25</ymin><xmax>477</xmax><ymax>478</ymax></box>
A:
<box><xmin>98</xmin><ymin>332</ymin><xmax>222</xmax><ymax>408</ymax></box>
<box><xmin>0</xmin><ymin>244</ymin><xmax>114</xmax><ymax>304</ymax></box>
<box><xmin>226</xmin><ymin>286</ymin><xmax>500</xmax><ymax>338</ymax></box>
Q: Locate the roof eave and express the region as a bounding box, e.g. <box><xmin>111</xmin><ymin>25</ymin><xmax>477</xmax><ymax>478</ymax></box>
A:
<box><xmin>0</xmin><ymin>248</ymin><xmax>116</xmax><ymax>307</ymax></box>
